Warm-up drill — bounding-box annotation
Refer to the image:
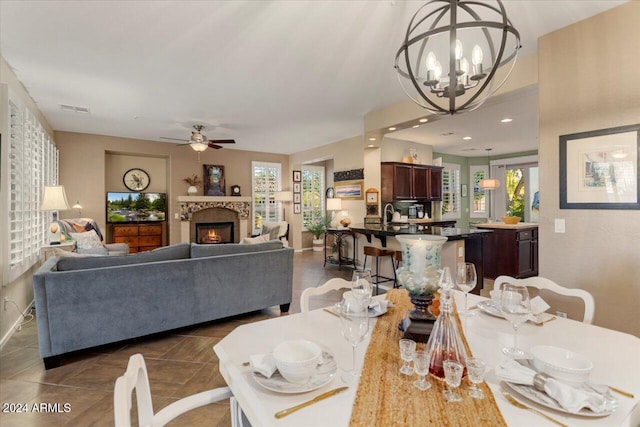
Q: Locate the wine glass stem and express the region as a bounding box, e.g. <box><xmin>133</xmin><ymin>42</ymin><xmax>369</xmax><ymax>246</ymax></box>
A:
<box><xmin>352</xmin><ymin>344</ymin><xmax>357</xmax><ymax>372</ymax></box>
<box><xmin>464</xmin><ymin>293</ymin><xmax>469</xmax><ymax>311</ymax></box>
<box><xmin>513</xmin><ymin>324</ymin><xmax>519</xmax><ymax>349</ymax></box>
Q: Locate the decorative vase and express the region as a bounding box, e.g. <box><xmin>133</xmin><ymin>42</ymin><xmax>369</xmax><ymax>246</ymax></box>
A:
<box><xmin>395</xmin><ymin>234</ymin><xmax>447</xmax><ymax>342</ymax></box>
<box><xmin>187</xmin><ymin>186</ymin><xmax>198</xmax><ymax>195</ymax></box>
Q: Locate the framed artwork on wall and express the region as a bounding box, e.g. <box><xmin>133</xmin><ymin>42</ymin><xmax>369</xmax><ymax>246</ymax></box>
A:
<box><xmin>294</xmin><ymin>193</ymin><xmax>301</xmax><ymax>203</ymax></box>
<box><xmin>461</xmin><ymin>184</ymin><xmax>468</xmax><ymax>198</ymax></box>
<box><xmin>293</xmin><ymin>170</ymin><xmax>301</xmax><ymax>182</ymax></box>
<box><xmin>334</xmin><ymin>180</ymin><xmax>364</xmax><ymax>200</ymax></box>
<box><xmin>294</xmin><ymin>203</ymin><xmax>301</xmax><ymax>214</ymax></box>
<box><xmin>203</xmin><ymin>164</ymin><xmax>225</xmax><ymax>196</ymax></box>
<box><xmin>293</xmin><ymin>182</ymin><xmax>301</xmax><ymax>193</ymax></box>
<box><xmin>560</xmin><ymin>123</ymin><xmax>639</xmax><ymax>210</ymax></box>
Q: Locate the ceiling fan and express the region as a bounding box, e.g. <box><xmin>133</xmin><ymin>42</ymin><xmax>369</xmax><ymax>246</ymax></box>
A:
<box><xmin>161</xmin><ymin>125</ymin><xmax>236</xmax><ymax>151</ymax></box>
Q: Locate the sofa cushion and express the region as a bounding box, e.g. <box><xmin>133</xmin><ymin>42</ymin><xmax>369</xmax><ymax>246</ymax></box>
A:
<box><xmin>190</xmin><ymin>241</ymin><xmax>283</xmax><ymax>258</ymax></box>
<box><xmin>240</xmin><ymin>235</ymin><xmax>270</xmax><ymax>245</ymax></box>
<box><xmin>70</xmin><ymin>230</ymin><xmax>103</xmax><ymax>249</ymax></box>
<box><xmin>56</xmin><ymin>243</ymin><xmax>191</xmax><ymax>271</ymax></box>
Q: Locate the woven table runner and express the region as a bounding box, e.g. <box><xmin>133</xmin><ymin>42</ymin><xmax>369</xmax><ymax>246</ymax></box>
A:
<box><xmin>349</xmin><ymin>289</ymin><xmax>507</xmax><ymax>427</ymax></box>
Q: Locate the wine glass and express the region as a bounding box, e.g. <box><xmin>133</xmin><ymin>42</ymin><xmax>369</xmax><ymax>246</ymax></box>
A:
<box><xmin>398</xmin><ymin>338</ymin><xmax>416</xmax><ymax>375</ymax></box>
<box><xmin>351</xmin><ymin>269</ymin><xmax>373</xmax><ymax>303</ymax></box>
<box><xmin>412</xmin><ymin>350</ymin><xmax>432</xmax><ymax>391</ymax></box>
<box><xmin>456</xmin><ymin>262</ymin><xmax>477</xmax><ymax>317</ymax></box>
<box><xmin>339</xmin><ymin>298</ymin><xmax>369</xmax><ymax>384</ymax></box>
<box><xmin>500</xmin><ymin>283</ymin><xmax>531</xmax><ymax>358</ymax></box>
<box><xmin>439</xmin><ymin>266</ymin><xmax>455</xmax><ymax>293</ymax></box>
<box><xmin>466</xmin><ymin>357</ymin><xmax>486</xmax><ymax>399</ymax></box>
<box><xmin>443</xmin><ymin>360</ymin><xmax>464</xmax><ymax>402</ymax></box>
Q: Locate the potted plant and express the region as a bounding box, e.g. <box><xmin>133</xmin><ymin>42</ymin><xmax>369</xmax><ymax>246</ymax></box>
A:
<box><xmin>306</xmin><ymin>214</ymin><xmax>331</xmax><ymax>251</ymax></box>
<box><xmin>183</xmin><ymin>174</ymin><xmax>202</xmax><ymax>195</ymax></box>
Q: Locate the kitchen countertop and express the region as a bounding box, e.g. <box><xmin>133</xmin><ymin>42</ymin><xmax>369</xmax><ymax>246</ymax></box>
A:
<box><xmin>349</xmin><ymin>223</ymin><xmax>492</xmax><ymax>246</ymax></box>
<box><xmin>473</xmin><ymin>222</ymin><xmax>538</xmax><ymax>230</ymax></box>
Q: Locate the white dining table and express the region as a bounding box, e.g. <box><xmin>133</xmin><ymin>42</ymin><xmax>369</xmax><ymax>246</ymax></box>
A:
<box><xmin>213</xmin><ymin>291</ymin><xmax>640</xmax><ymax>427</ymax></box>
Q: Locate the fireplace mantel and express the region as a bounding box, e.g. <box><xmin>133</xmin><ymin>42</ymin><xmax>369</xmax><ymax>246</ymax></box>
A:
<box><xmin>178</xmin><ymin>196</ymin><xmax>252</xmax><ymax>243</ymax></box>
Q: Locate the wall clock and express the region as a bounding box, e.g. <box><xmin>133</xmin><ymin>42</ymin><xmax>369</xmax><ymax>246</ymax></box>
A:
<box><xmin>231</xmin><ymin>185</ymin><xmax>241</xmax><ymax>196</ymax></box>
<box><xmin>365</xmin><ymin>188</ymin><xmax>379</xmax><ymax>205</ymax></box>
<box><xmin>123</xmin><ymin>168</ymin><xmax>150</xmax><ymax>191</ymax></box>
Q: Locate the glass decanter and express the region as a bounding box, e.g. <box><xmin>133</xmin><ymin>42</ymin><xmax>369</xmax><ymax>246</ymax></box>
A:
<box><xmin>426</xmin><ymin>290</ymin><xmax>468</xmax><ymax>379</ymax></box>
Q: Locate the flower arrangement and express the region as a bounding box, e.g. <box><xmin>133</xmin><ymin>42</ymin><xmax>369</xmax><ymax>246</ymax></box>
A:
<box><xmin>183</xmin><ymin>174</ymin><xmax>202</xmax><ymax>187</ymax></box>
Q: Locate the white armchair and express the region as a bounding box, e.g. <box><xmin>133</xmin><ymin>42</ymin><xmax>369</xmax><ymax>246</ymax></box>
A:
<box><xmin>260</xmin><ymin>221</ymin><xmax>289</xmax><ymax>247</ymax></box>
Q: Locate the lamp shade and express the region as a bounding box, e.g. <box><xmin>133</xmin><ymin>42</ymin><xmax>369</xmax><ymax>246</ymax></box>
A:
<box><xmin>190</xmin><ymin>141</ymin><xmax>208</xmax><ymax>152</ymax></box>
<box><xmin>274</xmin><ymin>191</ymin><xmax>293</xmax><ymax>202</ymax></box>
<box><xmin>478</xmin><ymin>178</ymin><xmax>501</xmax><ymax>190</ymax></box>
<box><xmin>40</xmin><ymin>186</ymin><xmax>71</xmax><ymax>211</ymax></box>
<box><xmin>327</xmin><ymin>198</ymin><xmax>343</xmax><ymax>211</ymax></box>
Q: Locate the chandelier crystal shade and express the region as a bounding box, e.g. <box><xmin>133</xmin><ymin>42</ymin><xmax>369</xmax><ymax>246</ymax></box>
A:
<box><xmin>395</xmin><ymin>0</ymin><xmax>520</xmax><ymax>115</ymax></box>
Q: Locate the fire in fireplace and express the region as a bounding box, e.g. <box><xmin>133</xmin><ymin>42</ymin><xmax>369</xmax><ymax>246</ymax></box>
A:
<box><xmin>196</xmin><ymin>222</ymin><xmax>234</xmax><ymax>244</ymax></box>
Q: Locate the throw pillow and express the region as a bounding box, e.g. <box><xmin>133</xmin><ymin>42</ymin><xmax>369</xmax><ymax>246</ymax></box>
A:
<box><xmin>69</xmin><ymin>230</ymin><xmax>103</xmax><ymax>249</ymax></box>
<box><xmin>53</xmin><ymin>248</ymin><xmax>102</xmax><ymax>258</ymax></box>
<box><xmin>261</xmin><ymin>224</ymin><xmax>280</xmax><ymax>241</ymax></box>
<box><xmin>240</xmin><ymin>235</ymin><xmax>270</xmax><ymax>245</ymax></box>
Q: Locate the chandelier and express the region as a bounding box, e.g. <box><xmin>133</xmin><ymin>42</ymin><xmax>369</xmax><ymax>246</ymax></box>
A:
<box><xmin>395</xmin><ymin>0</ymin><xmax>520</xmax><ymax>115</ymax></box>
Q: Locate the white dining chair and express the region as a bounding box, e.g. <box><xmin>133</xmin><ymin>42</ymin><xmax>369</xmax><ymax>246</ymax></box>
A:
<box><xmin>494</xmin><ymin>275</ymin><xmax>595</xmax><ymax>324</ymax></box>
<box><xmin>114</xmin><ymin>353</ymin><xmax>245</xmax><ymax>427</ymax></box>
<box><xmin>300</xmin><ymin>278</ymin><xmax>352</xmax><ymax>313</ymax></box>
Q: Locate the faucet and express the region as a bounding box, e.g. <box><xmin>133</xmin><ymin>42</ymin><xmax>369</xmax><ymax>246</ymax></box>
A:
<box><xmin>383</xmin><ymin>203</ymin><xmax>395</xmax><ymax>226</ymax></box>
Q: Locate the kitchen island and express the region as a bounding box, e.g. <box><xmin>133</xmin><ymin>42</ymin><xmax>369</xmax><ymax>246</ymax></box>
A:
<box><xmin>474</xmin><ymin>222</ymin><xmax>539</xmax><ymax>279</ymax></box>
<box><xmin>349</xmin><ymin>223</ymin><xmax>492</xmax><ymax>294</ymax></box>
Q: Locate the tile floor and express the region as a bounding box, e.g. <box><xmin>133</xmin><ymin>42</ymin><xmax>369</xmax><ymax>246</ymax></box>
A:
<box><xmin>0</xmin><ymin>250</ymin><xmax>353</xmax><ymax>426</ymax></box>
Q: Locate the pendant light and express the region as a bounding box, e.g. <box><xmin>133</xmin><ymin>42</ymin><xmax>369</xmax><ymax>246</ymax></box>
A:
<box><xmin>478</xmin><ymin>148</ymin><xmax>500</xmax><ymax>190</ymax></box>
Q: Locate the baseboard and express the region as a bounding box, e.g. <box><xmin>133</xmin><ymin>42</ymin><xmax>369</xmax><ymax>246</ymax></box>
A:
<box><xmin>0</xmin><ymin>300</ymin><xmax>34</xmax><ymax>348</ymax></box>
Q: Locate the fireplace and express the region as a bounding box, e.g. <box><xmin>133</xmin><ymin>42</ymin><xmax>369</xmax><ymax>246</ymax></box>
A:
<box><xmin>179</xmin><ymin>196</ymin><xmax>251</xmax><ymax>244</ymax></box>
<box><xmin>196</xmin><ymin>222</ymin><xmax>234</xmax><ymax>244</ymax></box>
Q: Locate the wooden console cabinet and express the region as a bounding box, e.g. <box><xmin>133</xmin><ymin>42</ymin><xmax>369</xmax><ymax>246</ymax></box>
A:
<box><xmin>381</xmin><ymin>162</ymin><xmax>443</xmax><ymax>202</ymax></box>
<box><xmin>112</xmin><ymin>223</ymin><xmax>163</xmax><ymax>253</ymax></box>
<box><xmin>475</xmin><ymin>224</ymin><xmax>538</xmax><ymax>279</ymax></box>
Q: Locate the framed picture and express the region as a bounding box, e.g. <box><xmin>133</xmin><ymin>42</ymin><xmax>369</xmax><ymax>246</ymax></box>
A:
<box><xmin>293</xmin><ymin>203</ymin><xmax>301</xmax><ymax>214</ymax></box>
<box><xmin>203</xmin><ymin>164</ymin><xmax>225</xmax><ymax>196</ymax></box>
<box><xmin>560</xmin><ymin>124</ymin><xmax>639</xmax><ymax>210</ymax></box>
<box><xmin>293</xmin><ymin>170</ymin><xmax>301</xmax><ymax>182</ymax></box>
<box><xmin>461</xmin><ymin>184</ymin><xmax>468</xmax><ymax>198</ymax></box>
<box><xmin>293</xmin><ymin>193</ymin><xmax>301</xmax><ymax>203</ymax></box>
<box><xmin>293</xmin><ymin>182</ymin><xmax>301</xmax><ymax>193</ymax></box>
<box><xmin>334</xmin><ymin>180</ymin><xmax>364</xmax><ymax>200</ymax></box>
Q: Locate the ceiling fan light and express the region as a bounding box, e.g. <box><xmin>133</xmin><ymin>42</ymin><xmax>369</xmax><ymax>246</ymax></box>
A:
<box><xmin>478</xmin><ymin>178</ymin><xmax>501</xmax><ymax>190</ymax></box>
<box><xmin>190</xmin><ymin>141</ymin><xmax>208</xmax><ymax>152</ymax></box>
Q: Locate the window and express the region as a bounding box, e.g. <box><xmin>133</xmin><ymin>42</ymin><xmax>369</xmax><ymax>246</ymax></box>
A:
<box><xmin>470</xmin><ymin>165</ymin><xmax>488</xmax><ymax>218</ymax></box>
<box><xmin>301</xmin><ymin>165</ymin><xmax>325</xmax><ymax>228</ymax></box>
<box><xmin>251</xmin><ymin>162</ymin><xmax>281</xmax><ymax>233</ymax></box>
<box><xmin>6</xmin><ymin>97</ymin><xmax>58</xmax><ymax>282</ymax></box>
<box><xmin>441</xmin><ymin>163</ymin><xmax>461</xmax><ymax>220</ymax></box>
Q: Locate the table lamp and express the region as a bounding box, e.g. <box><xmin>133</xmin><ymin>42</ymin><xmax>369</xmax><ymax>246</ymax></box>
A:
<box><xmin>327</xmin><ymin>197</ymin><xmax>343</xmax><ymax>227</ymax></box>
<box><xmin>274</xmin><ymin>191</ymin><xmax>293</xmax><ymax>221</ymax></box>
<box><xmin>40</xmin><ymin>185</ymin><xmax>71</xmax><ymax>244</ymax></box>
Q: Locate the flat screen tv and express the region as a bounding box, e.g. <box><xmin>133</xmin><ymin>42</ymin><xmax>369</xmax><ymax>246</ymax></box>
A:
<box><xmin>107</xmin><ymin>192</ymin><xmax>167</xmax><ymax>223</ymax></box>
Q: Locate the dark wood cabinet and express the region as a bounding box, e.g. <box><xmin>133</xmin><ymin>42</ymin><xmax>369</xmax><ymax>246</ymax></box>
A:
<box><xmin>113</xmin><ymin>223</ymin><xmax>163</xmax><ymax>253</ymax></box>
<box><xmin>381</xmin><ymin>162</ymin><xmax>443</xmax><ymax>202</ymax></box>
<box><xmin>475</xmin><ymin>225</ymin><xmax>538</xmax><ymax>279</ymax></box>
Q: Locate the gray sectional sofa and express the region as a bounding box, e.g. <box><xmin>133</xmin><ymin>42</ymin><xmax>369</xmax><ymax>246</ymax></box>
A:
<box><xmin>33</xmin><ymin>241</ymin><xmax>294</xmax><ymax>369</ymax></box>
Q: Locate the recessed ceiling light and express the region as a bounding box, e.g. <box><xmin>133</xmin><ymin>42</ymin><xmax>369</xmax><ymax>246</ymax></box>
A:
<box><xmin>463</xmin><ymin>136</ymin><xmax>472</xmax><ymax>140</ymax></box>
<box><xmin>501</xmin><ymin>118</ymin><xmax>513</xmax><ymax>123</ymax></box>
<box><xmin>419</xmin><ymin>118</ymin><xmax>428</xmax><ymax>123</ymax></box>
<box><xmin>412</xmin><ymin>125</ymin><xmax>420</xmax><ymax>128</ymax></box>
<box><xmin>388</xmin><ymin>127</ymin><xmax>397</xmax><ymax>131</ymax></box>
<box><xmin>367</xmin><ymin>144</ymin><xmax>376</xmax><ymax>148</ymax></box>
<box><xmin>369</xmin><ymin>137</ymin><xmax>376</xmax><ymax>141</ymax></box>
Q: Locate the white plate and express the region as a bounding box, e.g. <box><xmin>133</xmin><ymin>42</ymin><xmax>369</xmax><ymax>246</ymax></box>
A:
<box><xmin>504</xmin><ymin>381</ymin><xmax>618</xmax><ymax>417</ymax></box>
<box><xmin>477</xmin><ymin>300</ymin><xmax>504</xmax><ymax>318</ymax></box>
<box><xmin>251</xmin><ymin>350</ymin><xmax>337</xmax><ymax>394</ymax></box>
<box><xmin>330</xmin><ymin>301</ymin><xmax>393</xmax><ymax>318</ymax></box>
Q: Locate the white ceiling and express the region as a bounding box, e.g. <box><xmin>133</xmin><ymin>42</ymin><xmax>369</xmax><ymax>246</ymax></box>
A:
<box><xmin>0</xmin><ymin>0</ymin><xmax>627</xmax><ymax>155</ymax></box>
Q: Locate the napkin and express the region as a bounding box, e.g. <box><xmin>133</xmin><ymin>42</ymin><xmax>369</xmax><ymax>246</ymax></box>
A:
<box><xmin>528</xmin><ymin>296</ymin><xmax>554</xmax><ymax>324</ymax></box>
<box><xmin>495</xmin><ymin>358</ymin><xmax>608</xmax><ymax>413</ymax></box>
<box><xmin>249</xmin><ymin>353</ymin><xmax>277</xmax><ymax>378</ymax></box>
<box><xmin>368</xmin><ymin>300</ymin><xmax>392</xmax><ymax>316</ymax></box>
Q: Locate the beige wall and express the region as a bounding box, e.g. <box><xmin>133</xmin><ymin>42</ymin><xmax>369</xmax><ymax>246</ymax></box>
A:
<box><xmin>538</xmin><ymin>2</ymin><xmax>640</xmax><ymax>336</ymax></box>
<box><xmin>55</xmin><ymin>131</ymin><xmax>289</xmax><ymax>245</ymax></box>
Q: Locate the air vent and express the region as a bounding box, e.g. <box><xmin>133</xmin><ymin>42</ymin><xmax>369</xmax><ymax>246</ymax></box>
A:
<box><xmin>440</xmin><ymin>132</ymin><xmax>455</xmax><ymax>136</ymax></box>
<box><xmin>461</xmin><ymin>148</ymin><xmax>479</xmax><ymax>152</ymax></box>
<box><xmin>60</xmin><ymin>104</ymin><xmax>90</xmax><ymax>114</ymax></box>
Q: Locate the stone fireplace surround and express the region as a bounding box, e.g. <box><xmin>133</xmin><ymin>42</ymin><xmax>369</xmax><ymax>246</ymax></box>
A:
<box><xmin>178</xmin><ymin>196</ymin><xmax>251</xmax><ymax>244</ymax></box>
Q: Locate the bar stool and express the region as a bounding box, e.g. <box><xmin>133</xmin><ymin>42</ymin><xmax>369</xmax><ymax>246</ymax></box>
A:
<box><xmin>394</xmin><ymin>250</ymin><xmax>403</xmax><ymax>270</ymax></box>
<box><xmin>363</xmin><ymin>246</ymin><xmax>398</xmax><ymax>295</ymax></box>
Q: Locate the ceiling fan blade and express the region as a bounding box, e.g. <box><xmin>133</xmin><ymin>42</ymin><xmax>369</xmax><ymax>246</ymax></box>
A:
<box><xmin>208</xmin><ymin>139</ymin><xmax>235</xmax><ymax>144</ymax></box>
<box><xmin>160</xmin><ymin>136</ymin><xmax>189</xmax><ymax>142</ymax></box>
<box><xmin>208</xmin><ymin>142</ymin><xmax>223</xmax><ymax>149</ymax></box>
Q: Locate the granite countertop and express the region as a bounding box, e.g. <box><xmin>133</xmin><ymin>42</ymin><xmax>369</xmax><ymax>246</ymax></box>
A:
<box><xmin>349</xmin><ymin>223</ymin><xmax>491</xmax><ymax>241</ymax></box>
<box><xmin>473</xmin><ymin>222</ymin><xmax>539</xmax><ymax>230</ymax></box>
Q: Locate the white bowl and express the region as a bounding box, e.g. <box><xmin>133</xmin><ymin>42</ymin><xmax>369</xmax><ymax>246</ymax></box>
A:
<box><xmin>273</xmin><ymin>340</ymin><xmax>321</xmax><ymax>384</ymax></box>
<box><xmin>530</xmin><ymin>345</ymin><xmax>593</xmax><ymax>386</ymax></box>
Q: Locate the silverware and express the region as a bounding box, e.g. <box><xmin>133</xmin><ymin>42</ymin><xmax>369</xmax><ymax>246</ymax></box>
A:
<box><xmin>502</xmin><ymin>391</ymin><xmax>568</xmax><ymax>427</ymax></box>
<box><xmin>323</xmin><ymin>308</ymin><xmax>339</xmax><ymax>318</ymax></box>
<box><xmin>608</xmin><ymin>385</ymin><xmax>634</xmax><ymax>399</ymax></box>
<box><xmin>274</xmin><ymin>386</ymin><xmax>348</xmax><ymax>419</ymax></box>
